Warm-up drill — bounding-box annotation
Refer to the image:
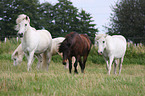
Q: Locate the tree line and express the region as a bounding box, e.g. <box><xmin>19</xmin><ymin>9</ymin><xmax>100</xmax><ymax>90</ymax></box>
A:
<box><xmin>0</xmin><ymin>0</ymin><xmax>98</xmax><ymax>43</ymax></box>
<box><xmin>106</xmin><ymin>0</ymin><xmax>145</xmax><ymax>43</ymax></box>
<box><xmin>1</xmin><ymin>0</ymin><xmax>145</xmax><ymax>44</ymax></box>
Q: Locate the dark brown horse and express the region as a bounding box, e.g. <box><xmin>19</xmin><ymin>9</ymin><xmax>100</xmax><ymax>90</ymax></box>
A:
<box><xmin>59</xmin><ymin>32</ymin><xmax>92</xmax><ymax>73</ymax></box>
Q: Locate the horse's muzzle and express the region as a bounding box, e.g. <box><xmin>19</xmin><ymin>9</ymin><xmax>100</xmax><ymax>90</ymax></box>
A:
<box><xmin>63</xmin><ymin>60</ymin><xmax>67</xmax><ymax>65</ymax></box>
<box><xmin>98</xmin><ymin>52</ymin><xmax>103</xmax><ymax>55</ymax></box>
<box><xmin>17</xmin><ymin>33</ymin><xmax>23</xmax><ymax>38</ymax></box>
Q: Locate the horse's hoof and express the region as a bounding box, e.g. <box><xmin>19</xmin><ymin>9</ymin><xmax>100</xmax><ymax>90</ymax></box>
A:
<box><xmin>74</xmin><ymin>71</ymin><xmax>78</xmax><ymax>74</ymax></box>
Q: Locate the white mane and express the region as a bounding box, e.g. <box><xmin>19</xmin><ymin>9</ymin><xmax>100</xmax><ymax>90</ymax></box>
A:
<box><xmin>95</xmin><ymin>34</ymin><xmax>108</xmax><ymax>40</ymax></box>
<box><xmin>15</xmin><ymin>14</ymin><xmax>30</xmax><ymax>31</ymax></box>
<box><xmin>16</xmin><ymin>14</ymin><xmax>30</xmax><ymax>24</ymax></box>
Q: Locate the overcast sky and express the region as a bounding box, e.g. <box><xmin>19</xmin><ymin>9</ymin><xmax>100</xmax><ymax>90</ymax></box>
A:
<box><xmin>39</xmin><ymin>0</ymin><xmax>119</xmax><ymax>33</ymax></box>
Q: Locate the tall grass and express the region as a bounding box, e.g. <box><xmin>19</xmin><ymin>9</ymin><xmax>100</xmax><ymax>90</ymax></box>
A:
<box><xmin>0</xmin><ymin>60</ymin><xmax>145</xmax><ymax>96</ymax></box>
<box><xmin>0</xmin><ymin>38</ymin><xmax>21</xmax><ymax>54</ymax></box>
<box><xmin>1</xmin><ymin>39</ymin><xmax>145</xmax><ymax>65</ymax></box>
<box><xmin>0</xmin><ymin>39</ymin><xmax>145</xmax><ymax>95</ymax></box>
<box><xmin>124</xmin><ymin>44</ymin><xmax>145</xmax><ymax>64</ymax></box>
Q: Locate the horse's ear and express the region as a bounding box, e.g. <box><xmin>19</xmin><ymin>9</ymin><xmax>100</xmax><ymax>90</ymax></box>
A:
<box><xmin>26</xmin><ymin>16</ymin><xmax>28</xmax><ymax>20</ymax></box>
<box><xmin>26</xmin><ymin>16</ymin><xmax>30</xmax><ymax>22</ymax></box>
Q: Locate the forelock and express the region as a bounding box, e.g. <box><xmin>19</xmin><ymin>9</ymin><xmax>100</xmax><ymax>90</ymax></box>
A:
<box><xmin>95</xmin><ymin>34</ymin><xmax>107</xmax><ymax>40</ymax></box>
<box><xmin>16</xmin><ymin>14</ymin><xmax>30</xmax><ymax>24</ymax></box>
<box><xmin>15</xmin><ymin>14</ymin><xmax>30</xmax><ymax>31</ymax></box>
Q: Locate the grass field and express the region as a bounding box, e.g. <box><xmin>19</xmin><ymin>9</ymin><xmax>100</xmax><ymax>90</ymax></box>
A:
<box><xmin>0</xmin><ymin>40</ymin><xmax>145</xmax><ymax>96</ymax></box>
<box><xmin>0</xmin><ymin>56</ymin><xmax>145</xmax><ymax>96</ymax></box>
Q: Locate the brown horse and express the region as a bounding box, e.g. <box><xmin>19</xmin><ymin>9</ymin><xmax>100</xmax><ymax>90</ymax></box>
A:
<box><xmin>59</xmin><ymin>32</ymin><xmax>92</xmax><ymax>73</ymax></box>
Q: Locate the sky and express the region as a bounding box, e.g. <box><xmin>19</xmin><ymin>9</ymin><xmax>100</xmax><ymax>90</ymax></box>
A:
<box><xmin>39</xmin><ymin>0</ymin><xmax>119</xmax><ymax>33</ymax></box>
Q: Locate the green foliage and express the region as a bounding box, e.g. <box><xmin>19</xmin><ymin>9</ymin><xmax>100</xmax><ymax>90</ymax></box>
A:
<box><xmin>1</xmin><ymin>39</ymin><xmax>145</xmax><ymax>65</ymax></box>
<box><xmin>0</xmin><ymin>0</ymin><xmax>40</xmax><ymax>40</ymax></box>
<box><xmin>0</xmin><ymin>38</ymin><xmax>21</xmax><ymax>54</ymax></box>
<box><xmin>0</xmin><ymin>39</ymin><xmax>145</xmax><ymax>95</ymax></box>
<box><xmin>124</xmin><ymin>43</ymin><xmax>145</xmax><ymax>64</ymax></box>
<box><xmin>106</xmin><ymin>0</ymin><xmax>145</xmax><ymax>43</ymax></box>
<box><xmin>88</xmin><ymin>46</ymin><xmax>105</xmax><ymax>64</ymax></box>
<box><xmin>0</xmin><ymin>0</ymin><xmax>98</xmax><ymax>42</ymax></box>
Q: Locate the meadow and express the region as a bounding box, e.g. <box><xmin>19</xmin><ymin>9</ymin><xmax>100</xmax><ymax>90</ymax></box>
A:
<box><xmin>0</xmin><ymin>39</ymin><xmax>145</xmax><ymax>96</ymax></box>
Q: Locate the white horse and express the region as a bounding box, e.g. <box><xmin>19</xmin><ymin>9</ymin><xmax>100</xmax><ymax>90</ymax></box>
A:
<box><xmin>12</xmin><ymin>44</ymin><xmax>24</xmax><ymax>66</ymax></box>
<box><xmin>16</xmin><ymin>14</ymin><xmax>52</xmax><ymax>71</ymax></box>
<box><xmin>12</xmin><ymin>37</ymin><xmax>65</xmax><ymax>66</ymax></box>
<box><xmin>11</xmin><ymin>44</ymin><xmax>40</xmax><ymax>67</ymax></box>
<box><xmin>95</xmin><ymin>34</ymin><xmax>127</xmax><ymax>75</ymax></box>
<box><xmin>51</xmin><ymin>37</ymin><xmax>65</xmax><ymax>55</ymax></box>
<box><xmin>12</xmin><ymin>37</ymin><xmax>76</xmax><ymax>68</ymax></box>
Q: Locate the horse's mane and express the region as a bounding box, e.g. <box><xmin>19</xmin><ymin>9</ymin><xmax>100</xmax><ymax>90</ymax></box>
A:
<box><xmin>95</xmin><ymin>34</ymin><xmax>108</xmax><ymax>40</ymax></box>
<box><xmin>16</xmin><ymin>14</ymin><xmax>30</xmax><ymax>24</ymax></box>
<box><xmin>15</xmin><ymin>14</ymin><xmax>30</xmax><ymax>31</ymax></box>
<box><xmin>59</xmin><ymin>32</ymin><xmax>77</xmax><ymax>53</ymax></box>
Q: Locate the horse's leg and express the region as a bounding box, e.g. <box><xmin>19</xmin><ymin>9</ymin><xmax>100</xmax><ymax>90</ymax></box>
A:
<box><xmin>41</xmin><ymin>52</ymin><xmax>47</xmax><ymax>70</ymax></box>
<box><xmin>108</xmin><ymin>56</ymin><xmax>114</xmax><ymax>75</ymax></box>
<box><xmin>35</xmin><ymin>54</ymin><xmax>42</xmax><ymax>70</ymax></box>
<box><xmin>27</xmin><ymin>51</ymin><xmax>35</xmax><ymax>71</ymax></box>
<box><xmin>114</xmin><ymin>59</ymin><xmax>119</xmax><ymax>74</ymax></box>
<box><xmin>78</xmin><ymin>56</ymin><xmax>84</xmax><ymax>73</ymax></box>
<box><xmin>74</xmin><ymin>57</ymin><xmax>78</xmax><ymax>74</ymax></box>
<box><xmin>42</xmin><ymin>51</ymin><xmax>52</xmax><ymax>71</ymax></box>
<box><xmin>119</xmin><ymin>56</ymin><xmax>124</xmax><ymax>74</ymax></box>
<box><xmin>46</xmin><ymin>52</ymin><xmax>52</xmax><ymax>71</ymax></box>
<box><xmin>68</xmin><ymin>58</ymin><xmax>72</xmax><ymax>73</ymax></box>
<box><xmin>103</xmin><ymin>57</ymin><xmax>109</xmax><ymax>71</ymax></box>
<box><xmin>42</xmin><ymin>48</ymin><xmax>51</xmax><ymax>71</ymax></box>
<box><xmin>81</xmin><ymin>55</ymin><xmax>88</xmax><ymax>73</ymax></box>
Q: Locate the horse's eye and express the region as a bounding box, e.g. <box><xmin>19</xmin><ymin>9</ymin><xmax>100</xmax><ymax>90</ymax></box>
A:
<box><xmin>103</xmin><ymin>41</ymin><xmax>105</xmax><ymax>43</ymax></box>
<box><xmin>25</xmin><ymin>24</ymin><xmax>27</xmax><ymax>26</ymax></box>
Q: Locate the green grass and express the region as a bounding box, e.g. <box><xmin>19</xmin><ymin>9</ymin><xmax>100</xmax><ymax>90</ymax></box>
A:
<box><xmin>0</xmin><ymin>39</ymin><xmax>145</xmax><ymax>95</ymax></box>
<box><xmin>0</xmin><ymin>58</ymin><xmax>145</xmax><ymax>96</ymax></box>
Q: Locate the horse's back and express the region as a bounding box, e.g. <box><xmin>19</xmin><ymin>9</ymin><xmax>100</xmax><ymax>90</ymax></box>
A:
<box><xmin>80</xmin><ymin>34</ymin><xmax>92</xmax><ymax>51</ymax></box>
<box><xmin>37</xmin><ymin>30</ymin><xmax>52</xmax><ymax>39</ymax></box>
<box><xmin>70</xmin><ymin>33</ymin><xmax>91</xmax><ymax>56</ymax></box>
<box><xmin>35</xmin><ymin>30</ymin><xmax>52</xmax><ymax>53</ymax></box>
<box><xmin>106</xmin><ymin>35</ymin><xmax>126</xmax><ymax>58</ymax></box>
<box><xmin>112</xmin><ymin>35</ymin><xmax>126</xmax><ymax>44</ymax></box>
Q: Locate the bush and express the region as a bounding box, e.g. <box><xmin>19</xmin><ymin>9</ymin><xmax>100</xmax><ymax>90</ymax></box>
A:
<box><xmin>124</xmin><ymin>44</ymin><xmax>145</xmax><ymax>65</ymax></box>
<box><xmin>87</xmin><ymin>46</ymin><xmax>105</xmax><ymax>64</ymax></box>
<box><xmin>0</xmin><ymin>39</ymin><xmax>145</xmax><ymax>65</ymax></box>
<box><xmin>0</xmin><ymin>38</ymin><xmax>21</xmax><ymax>54</ymax></box>
<box><xmin>89</xmin><ymin>44</ymin><xmax>145</xmax><ymax>65</ymax></box>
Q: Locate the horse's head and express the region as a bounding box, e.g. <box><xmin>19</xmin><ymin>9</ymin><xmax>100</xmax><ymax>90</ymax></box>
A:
<box><xmin>12</xmin><ymin>56</ymin><xmax>20</xmax><ymax>66</ymax></box>
<box><xmin>95</xmin><ymin>34</ymin><xmax>108</xmax><ymax>55</ymax></box>
<box><xmin>59</xmin><ymin>39</ymin><xmax>71</xmax><ymax>65</ymax></box>
<box><xmin>16</xmin><ymin>14</ymin><xmax>30</xmax><ymax>24</ymax></box>
<box><xmin>17</xmin><ymin>16</ymin><xmax>30</xmax><ymax>37</ymax></box>
<box><xmin>12</xmin><ymin>53</ymin><xmax>22</xmax><ymax>66</ymax></box>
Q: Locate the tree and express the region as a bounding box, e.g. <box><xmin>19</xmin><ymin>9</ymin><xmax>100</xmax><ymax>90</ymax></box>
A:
<box><xmin>106</xmin><ymin>0</ymin><xmax>145</xmax><ymax>43</ymax></box>
<box><xmin>52</xmin><ymin>0</ymin><xmax>98</xmax><ymax>42</ymax></box>
<box><xmin>39</xmin><ymin>2</ymin><xmax>55</xmax><ymax>35</ymax></box>
<box><xmin>78</xmin><ymin>10</ymin><xmax>98</xmax><ymax>43</ymax></box>
<box><xmin>0</xmin><ymin>0</ymin><xmax>98</xmax><ymax>42</ymax></box>
<box><xmin>53</xmin><ymin>0</ymin><xmax>79</xmax><ymax>37</ymax></box>
<box><xmin>0</xmin><ymin>0</ymin><xmax>40</xmax><ymax>40</ymax></box>
<box><xmin>0</xmin><ymin>0</ymin><xmax>16</xmax><ymax>40</ymax></box>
